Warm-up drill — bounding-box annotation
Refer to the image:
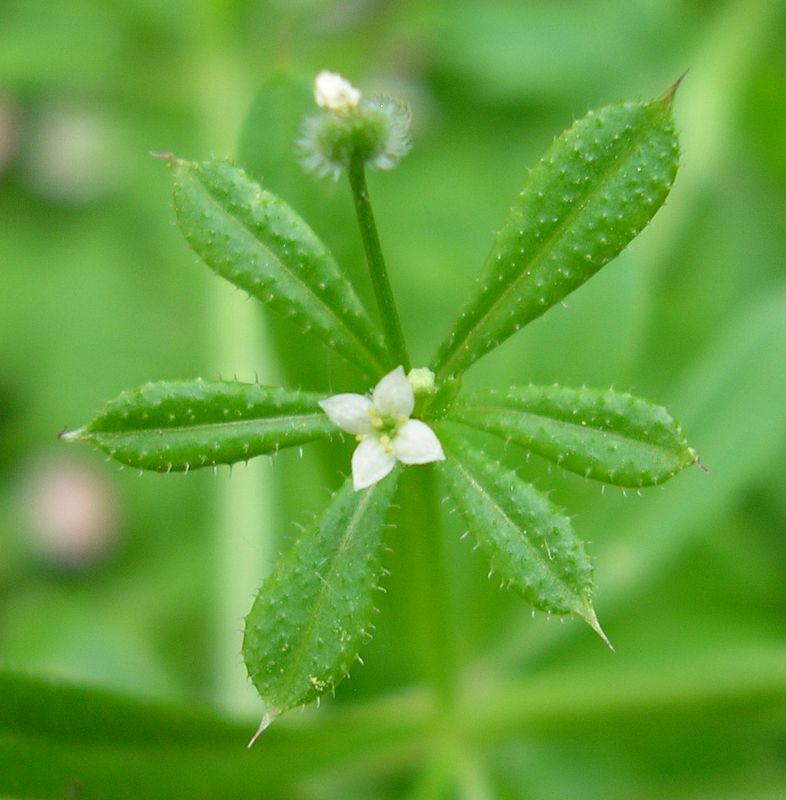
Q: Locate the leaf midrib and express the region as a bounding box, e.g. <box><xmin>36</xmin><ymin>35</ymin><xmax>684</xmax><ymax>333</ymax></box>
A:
<box><xmin>90</xmin><ymin>412</ymin><xmax>328</xmax><ymax>438</ymax></box>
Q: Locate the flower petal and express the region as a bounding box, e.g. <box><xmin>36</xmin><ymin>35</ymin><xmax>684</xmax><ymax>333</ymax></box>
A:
<box><xmin>351</xmin><ymin>437</ymin><xmax>397</xmax><ymax>490</ymax></box>
<box><xmin>319</xmin><ymin>393</ymin><xmax>373</xmax><ymax>435</ymax></box>
<box><xmin>393</xmin><ymin>420</ymin><xmax>445</xmax><ymax>465</ymax></box>
<box><xmin>314</xmin><ymin>70</ymin><xmax>361</xmax><ymax>112</ymax></box>
<box><xmin>372</xmin><ymin>366</ymin><xmax>414</xmax><ymax>419</ymax></box>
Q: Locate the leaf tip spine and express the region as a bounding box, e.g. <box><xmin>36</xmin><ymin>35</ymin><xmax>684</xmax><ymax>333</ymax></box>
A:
<box><xmin>583</xmin><ymin>605</ymin><xmax>615</xmax><ymax>652</ymax></box>
<box><xmin>692</xmin><ymin>449</ymin><xmax>709</xmax><ymax>473</ymax></box>
<box><xmin>247</xmin><ymin>708</ymin><xmax>279</xmax><ymax>748</ymax></box>
<box><xmin>659</xmin><ymin>69</ymin><xmax>689</xmax><ymax>108</ymax></box>
<box><xmin>149</xmin><ymin>150</ymin><xmax>178</xmax><ymax>167</ymax></box>
<box><xmin>58</xmin><ymin>426</ymin><xmax>85</xmax><ymax>443</ymax></box>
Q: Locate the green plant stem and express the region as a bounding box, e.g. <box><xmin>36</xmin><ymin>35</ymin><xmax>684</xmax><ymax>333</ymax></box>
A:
<box><xmin>348</xmin><ymin>155</ymin><xmax>410</xmax><ymax>371</ymax></box>
<box><xmin>398</xmin><ymin>466</ymin><xmax>458</xmax><ymax>714</ymax></box>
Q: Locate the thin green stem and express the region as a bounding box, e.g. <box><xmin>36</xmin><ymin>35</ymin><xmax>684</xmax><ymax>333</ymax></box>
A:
<box><xmin>348</xmin><ymin>155</ymin><xmax>411</xmax><ymax>371</ymax></box>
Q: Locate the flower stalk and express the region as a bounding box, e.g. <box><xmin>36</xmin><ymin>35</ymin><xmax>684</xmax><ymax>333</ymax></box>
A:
<box><xmin>348</xmin><ymin>154</ymin><xmax>411</xmax><ymax>371</ymax></box>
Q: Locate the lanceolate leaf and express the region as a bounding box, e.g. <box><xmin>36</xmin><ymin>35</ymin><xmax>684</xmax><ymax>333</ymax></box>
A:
<box><xmin>61</xmin><ymin>380</ymin><xmax>333</xmax><ymax>471</ymax></box>
<box><xmin>243</xmin><ymin>472</ymin><xmax>399</xmax><ymax>721</ymax></box>
<box><xmin>439</xmin><ymin>437</ymin><xmax>607</xmax><ymax>642</ymax></box>
<box><xmin>448</xmin><ymin>385</ymin><xmax>695</xmax><ymax>487</ymax></box>
<box><xmin>170</xmin><ymin>158</ymin><xmax>388</xmax><ymax>378</ymax></box>
<box><xmin>432</xmin><ymin>89</ymin><xmax>680</xmax><ymax>379</ymax></box>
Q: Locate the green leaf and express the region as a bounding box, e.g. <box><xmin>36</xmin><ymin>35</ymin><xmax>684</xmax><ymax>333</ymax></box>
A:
<box><xmin>448</xmin><ymin>384</ymin><xmax>695</xmax><ymax>487</ymax></box>
<box><xmin>432</xmin><ymin>89</ymin><xmax>680</xmax><ymax>379</ymax></box>
<box><xmin>480</xmin><ymin>290</ymin><xmax>786</xmax><ymax>674</ymax></box>
<box><xmin>438</xmin><ymin>436</ymin><xmax>607</xmax><ymax>642</ymax></box>
<box><xmin>0</xmin><ymin>669</ymin><xmax>426</xmax><ymax>799</ymax></box>
<box><xmin>170</xmin><ymin>157</ymin><xmax>388</xmax><ymax>378</ymax></box>
<box><xmin>243</xmin><ymin>471</ymin><xmax>399</xmax><ymax>722</ymax></box>
<box><xmin>61</xmin><ymin>380</ymin><xmax>333</xmax><ymax>471</ymax></box>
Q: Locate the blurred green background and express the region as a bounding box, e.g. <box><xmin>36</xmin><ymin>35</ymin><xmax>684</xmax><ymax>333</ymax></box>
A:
<box><xmin>1</xmin><ymin>0</ymin><xmax>785</xmax><ymax>798</ymax></box>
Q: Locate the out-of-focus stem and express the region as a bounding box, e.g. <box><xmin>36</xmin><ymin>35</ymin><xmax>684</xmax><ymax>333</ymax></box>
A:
<box><xmin>210</xmin><ymin>288</ymin><xmax>279</xmax><ymax>714</ymax></box>
<box><xmin>398</xmin><ymin>466</ymin><xmax>458</xmax><ymax>713</ymax></box>
<box><xmin>187</xmin><ymin>8</ymin><xmax>276</xmax><ymax>714</ymax></box>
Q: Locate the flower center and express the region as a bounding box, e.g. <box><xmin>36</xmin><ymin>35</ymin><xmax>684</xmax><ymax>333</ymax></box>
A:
<box><xmin>367</xmin><ymin>407</ymin><xmax>405</xmax><ymax>448</ymax></box>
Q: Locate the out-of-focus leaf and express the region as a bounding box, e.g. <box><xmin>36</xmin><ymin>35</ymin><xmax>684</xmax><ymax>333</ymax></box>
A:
<box><xmin>0</xmin><ymin>670</ymin><xmax>427</xmax><ymax>799</ymax></box>
<box><xmin>0</xmin><ymin>670</ymin><xmax>241</xmax><ymax>747</ymax></box>
<box><xmin>422</xmin><ymin>0</ymin><xmax>687</xmax><ymax>104</ymax></box>
<box><xmin>236</xmin><ymin>69</ymin><xmax>313</xmax><ymax>199</ymax></box>
<box><xmin>476</xmin><ymin>642</ymin><xmax>786</xmax><ymax>727</ymax></box>
<box><xmin>594</xmin><ymin>287</ymin><xmax>786</xmax><ymax>600</ymax></box>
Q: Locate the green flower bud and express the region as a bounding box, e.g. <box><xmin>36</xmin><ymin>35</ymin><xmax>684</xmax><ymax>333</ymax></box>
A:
<box><xmin>407</xmin><ymin>367</ymin><xmax>436</xmax><ymax>397</ymax></box>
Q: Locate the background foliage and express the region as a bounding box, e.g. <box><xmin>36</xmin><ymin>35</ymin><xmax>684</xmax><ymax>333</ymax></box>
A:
<box><xmin>1</xmin><ymin>1</ymin><xmax>785</xmax><ymax>798</ymax></box>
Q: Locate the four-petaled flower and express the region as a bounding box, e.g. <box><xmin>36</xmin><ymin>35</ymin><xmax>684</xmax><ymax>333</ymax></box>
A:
<box><xmin>313</xmin><ymin>70</ymin><xmax>361</xmax><ymax>113</ymax></box>
<box><xmin>319</xmin><ymin>366</ymin><xmax>445</xmax><ymax>490</ymax></box>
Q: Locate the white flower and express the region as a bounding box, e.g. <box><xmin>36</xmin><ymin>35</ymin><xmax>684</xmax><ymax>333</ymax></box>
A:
<box><xmin>319</xmin><ymin>366</ymin><xmax>445</xmax><ymax>490</ymax></box>
<box><xmin>314</xmin><ymin>70</ymin><xmax>361</xmax><ymax>113</ymax></box>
